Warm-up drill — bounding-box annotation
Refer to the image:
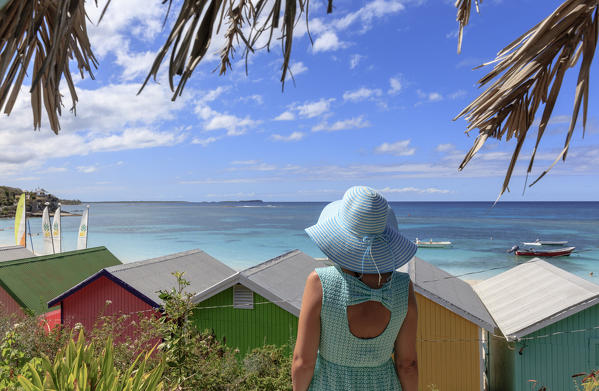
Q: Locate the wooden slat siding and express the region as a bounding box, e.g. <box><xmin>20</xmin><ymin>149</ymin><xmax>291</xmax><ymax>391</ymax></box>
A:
<box><xmin>509</xmin><ymin>304</ymin><xmax>599</xmax><ymax>391</ymax></box>
<box><xmin>62</xmin><ymin>276</ymin><xmax>154</xmax><ymax>341</ymax></box>
<box><xmin>193</xmin><ymin>286</ymin><xmax>298</xmax><ymax>357</ymax></box>
<box><xmin>416</xmin><ymin>293</ymin><xmax>481</xmax><ymax>391</ymax></box>
<box><xmin>0</xmin><ymin>286</ymin><xmax>24</xmax><ymax>317</ymax></box>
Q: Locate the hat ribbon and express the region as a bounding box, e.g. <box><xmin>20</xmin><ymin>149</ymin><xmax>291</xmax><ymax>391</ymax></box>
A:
<box><xmin>360</xmin><ymin>233</ymin><xmax>397</xmax><ymax>285</ymax></box>
<box><xmin>346</xmin><ymin>276</ymin><xmax>393</xmax><ymax>310</ymax></box>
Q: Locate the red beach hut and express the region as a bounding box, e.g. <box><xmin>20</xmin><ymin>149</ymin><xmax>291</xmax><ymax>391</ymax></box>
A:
<box><xmin>0</xmin><ymin>247</ymin><xmax>121</xmax><ymax>320</ymax></box>
<box><xmin>48</xmin><ymin>249</ymin><xmax>236</xmax><ymax>339</ymax></box>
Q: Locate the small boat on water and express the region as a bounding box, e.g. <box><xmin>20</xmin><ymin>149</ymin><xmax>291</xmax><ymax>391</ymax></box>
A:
<box><xmin>521</xmin><ymin>239</ymin><xmax>568</xmax><ymax>246</ymax></box>
<box><xmin>510</xmin><ymin>246</ymin><xmax>576</xmax><ymax>257</ymax></box>
<box><xmin>414</xmin><ymin>238</ymin><xmax>452</xmax><ymax>248</ymax></box>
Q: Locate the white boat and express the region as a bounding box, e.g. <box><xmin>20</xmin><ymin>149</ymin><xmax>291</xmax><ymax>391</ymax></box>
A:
<box><xmin>414</xmin><ymin>238</ymin><xmax>452</xmax><ymax>248</ymax></box>
<box><xmin>522</xmin><ymin>239</ymin><xmax>568</xmax><ymax>246</ymax></box>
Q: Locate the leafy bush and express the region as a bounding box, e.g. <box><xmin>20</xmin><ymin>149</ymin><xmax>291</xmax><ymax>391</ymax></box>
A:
<box><xmin>1</xmin><ymin>272</ymin><xmax>294</xmax><ymax>390</ymax></box>
<box><xmin>17</xmin><ymin>330</ymin><xmax>164</xmax><ymax>391</ymax></box>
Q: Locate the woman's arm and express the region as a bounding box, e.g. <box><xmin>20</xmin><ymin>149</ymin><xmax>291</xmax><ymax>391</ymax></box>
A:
<box><xmin>292</xmin><ymin>271</ymin><xmax>322</xmax><ymax>391</ymax></box>
<box><xmin>395</xmin><ymin>281</ymin><xmax>418</xmax><ymax>391</ymax></box>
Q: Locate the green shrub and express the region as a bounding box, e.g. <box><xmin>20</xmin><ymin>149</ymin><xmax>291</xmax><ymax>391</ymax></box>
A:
<box><xmin>17</xmin><ymin>330</ymin><xmax>164</xmax><ymax>391</ymax></box>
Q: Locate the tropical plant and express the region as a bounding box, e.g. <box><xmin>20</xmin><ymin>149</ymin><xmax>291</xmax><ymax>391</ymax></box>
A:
<box><xmin>455</xmin><ymin>0</ymin><xmax>598</xmax><ymax>199</ymax></box>
<box><xmin>574</xmin><ymin>370</ymin><xmax>599</xmax><ymax>390</ymax></box>
<box><xmin>17</xmin><ymin>330</ymin><xmax>164</xmax><ymax>391</ymax></box>
<box><xmin>0</xmin><ymin>0</ymin><xmax>97</xmax><ymax>134</ymax></box>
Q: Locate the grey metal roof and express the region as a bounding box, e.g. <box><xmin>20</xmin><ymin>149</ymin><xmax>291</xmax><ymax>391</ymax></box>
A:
<box><xmin>191</xmin><ymin>250</ymin><xmax>331</xmax><ymax>316</ymax></box>
<box><xmin>106</xmin><ymin>249</ymin><xmax>236</xmax><ymax>305</ymax></box>
<box><xmin>0</xmin><ymin>246</ymin><xmax>35</xmax><ymax>262</ymax></box>
<box><xmin>474</xmin><ymin>258</ymin><xmax>599</xmax><ymax>340</ymax></box>
<box><xmin>241</xmin><ymin>250</ymin><xmax>332</xmax><ymax>316</ymax></box>
<box><xmin>398</xmin><ymin>257</ymin><xmax>496</xmax><ymax>331</ymax></box>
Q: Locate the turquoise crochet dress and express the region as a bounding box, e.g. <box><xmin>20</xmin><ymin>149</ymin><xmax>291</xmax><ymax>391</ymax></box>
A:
<box><xmin>308</xmin><ymin>266</ymin><xmax>410</xmax><ymax>391</ymax></box>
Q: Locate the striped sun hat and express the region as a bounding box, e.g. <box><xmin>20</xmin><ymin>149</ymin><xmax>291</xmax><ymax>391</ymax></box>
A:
<box><xmin>305</xmin><ymin>186</ymin><xmax>416</xmax><ymax>274</ymax></box>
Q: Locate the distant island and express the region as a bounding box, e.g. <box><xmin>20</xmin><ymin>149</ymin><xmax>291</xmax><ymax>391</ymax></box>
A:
<box><xmin>0</xmin><ymin>186</ymin><xmax>81</xmax><ymax>218</ymax></box>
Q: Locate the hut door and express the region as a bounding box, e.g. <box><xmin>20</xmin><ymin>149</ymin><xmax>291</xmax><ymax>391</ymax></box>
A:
<box><xmin>589</xmin><ymin>338</ymin><xmax>599</xmax><ymax>368</ymax></box>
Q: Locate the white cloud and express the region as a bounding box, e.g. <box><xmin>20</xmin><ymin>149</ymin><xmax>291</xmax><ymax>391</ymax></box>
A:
<box><xmin>429</xmin><ymin>92</ymin><xmax>443</xmax><ymax>101</ymax></box>
<box><xmin>76</xmin><ymin>166</ymin><xmax>97</xmax><ymax>174</ymax></box>
<box><xmin>274</xmin><ymin>111</ymin><xmax>295</xmax><ymax>121</ymax></box>
<box><xmin>380</xmin><ymin>186</ymin><xmax>452</xmax><ymax>194</ymax></box>
<box><xmin>192</xmin><ymin>136</ymin><xmax>219</xmax><ymax>146</ymax></box>
<box><xmin>195</xmin><ymin>90</ymin><xmax>259</xmax><ymax>136</ymax></box>
<box><xmin>295</xmin><ymin>98</ymin><xmax>335</xmax><ymax>118</ymax></box>
<box><xmin>313</xmin><ymin>32</ymin><xmax>347</xmax><ymax>53</ymax></box>
<box><xmin>343</xmin><ymin>88</ymin><xmax>382</xmax><ymax>102</ymax></box>
<box><xmin>239</xmin><ymin>94</ymin><xmax>264</xmax><ymax>105</ymax></box>
<box><xmin>86</xmin><ymin>0</ymin><xmax>164</xmax><ymax>80</ymax></box>
<box><xmin>417</xmin><ymin>89</ymin><xmax>443</xmax><ymax>102</ymax></box>
<box><xmin>350</xmin><ymin>54</ymin><xmax>364</xmax><ymax>69</ymax></box>
<box><xmin>312</xmin><ymin>116</ymin><xmax>370</xmax><ymax>132</ymax></box>
<box><xmin>0</xmin><ymin>82</ymin><xmax>189</xmax><ymax>177</ymax></box>
<box><xmin>270</xmin><ymin>132</ymin><xmax>305</xmax><ymax>142</ymax></box>
<box><xmin>289</xmin><ymin>62</ymin><xmax>308</xmax><ymax>77</ymax></box>
<box><xmin>436</xmin><ymin>143</ymin><xmax>456</xmax><ymax>152</ymax></box>
<box><xmin>88</xmin><ymin>128</ymin><xmax>187</xmax><ymax>151</ymax></box>
<box><xmin>388</xmin><ymin>77</ymin><xmax>402</xmax><ymax>95</ymax></box>
<box><xmin>446</xmin><ymin>29</ymin><xmax>459</xmax><ymax>39</ymax></box>
<box><xmin>229</xmin><ymin>161</ymin><xmax>277</xmax><ymax>171</ymax></box>
<box><xmin>448</xmin><ymin>90</ymin><xmax>467</xmax><ymax>100</ymax></box>
<box><xmin>332</xmin><ymin>0</ymin><xmax>406</xmax><ymax>32</ymax></box>
<box><xmin>199</xmin><ymin>87</ymin><xmax>230</xmax><ymax>104</ymax></box>
<box><xmin>204</xmin><ymin>114</ymin><xmax>258</xmax><ymax>136</ymax></box>
<box><xmin>375</xmin><ymin>140</ymin><xmax>416</xmax><ymax>156</ymax></box>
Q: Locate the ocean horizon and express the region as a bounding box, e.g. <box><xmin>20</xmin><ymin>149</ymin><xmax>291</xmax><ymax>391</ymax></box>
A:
<box><xmin>1</xmin><ymin>201</ymin><xmax>598</xmax><ymax>282</ymax></box>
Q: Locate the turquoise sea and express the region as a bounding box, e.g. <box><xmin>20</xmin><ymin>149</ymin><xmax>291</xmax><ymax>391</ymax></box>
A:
<box><xmin>1</xmin><ymin>201</ymin><xmax>598</xmax><ymax>281</ymax></box>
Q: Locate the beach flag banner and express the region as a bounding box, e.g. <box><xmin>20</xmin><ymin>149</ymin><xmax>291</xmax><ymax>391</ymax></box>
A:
<box><xmin>52</xmin><ymin>205</ymin><xmax>61</xmax><ymax>253</ymax></box>
<box><xmin>77</xmin><ymin>206</ymin><xmax>89</xmax><ymax>250</ymax></box>
<box><xmin>42</xmin><ymin>206</ymin><xmax>54</xmax><ymax>255</ymax></box>
<box><xmin>14</xmin><ymin>194</ymin><xmax>26</xmax><ymax>246</ymax></box>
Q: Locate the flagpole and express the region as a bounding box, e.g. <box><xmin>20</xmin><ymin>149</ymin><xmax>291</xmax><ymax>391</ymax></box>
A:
<box><xmin>57</xmin><ymin>202</ymin><xmax>61</xmax><ymax>253</ymax></box>
<box><xmin>85</xmin><ymin>204</ymin><xmax>89</xmax><ymax>248</ymax></box>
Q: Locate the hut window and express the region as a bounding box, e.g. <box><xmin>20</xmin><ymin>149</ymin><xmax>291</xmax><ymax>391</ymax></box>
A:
<box><xmin>233</xmin><ymin>285</ymin><xmax>254</xmax><ymax>309</ymax></box>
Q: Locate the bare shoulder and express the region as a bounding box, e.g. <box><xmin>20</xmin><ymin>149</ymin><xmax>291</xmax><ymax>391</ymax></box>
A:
<box><xmin>306</xmin><ymin>271</ymin><xmax>322</xmax><ymax>293</ymax></box>
<box><xmin>303</xmin><ymin>271</ymin><xmax>323</xmax><ymax>304</ymax></box>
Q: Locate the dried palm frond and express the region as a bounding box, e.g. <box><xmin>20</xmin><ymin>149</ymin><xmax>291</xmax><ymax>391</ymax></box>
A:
<box><xmin>140</xmin><ymin>0</ymin><xmax>323</xmax><ymax>99</ymax></box>
<box><xmin>0</xmin><ymin>0</ymin><xmax>99</xmax><ymax>134</ymax></box>
<box><xmin>454</xmin><ymin>0</ymin><xmax>598</xmax><ymax>200</ymax></box>
<box><xmin>455</xmin><ymin>0</ymin><xmax>481</xmax><ymax>54</ymax></box>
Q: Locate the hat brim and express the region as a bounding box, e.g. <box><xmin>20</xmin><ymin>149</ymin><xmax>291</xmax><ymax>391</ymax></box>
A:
<box><xmin>306</xmin><ymin>202</ymin><xmax>416</xmax><ymax>273</ymax></box>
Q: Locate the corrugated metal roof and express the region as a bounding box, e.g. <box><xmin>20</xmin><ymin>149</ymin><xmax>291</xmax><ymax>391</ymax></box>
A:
<box><xmin>105</xmin><ymin>249</ymin><xmax>236</xmax><ymax>305</ymax></box>
<box><xmin>191</xmin><ymin>250</ymin><xmax>331</xmax><ymax>316</ymax></box>
<box><xmin>398</xmin><ymin>257</ymin><xmax>496</xmax><ymax>331</ymax></box>
<box><xmin>241</xmin><ymin>250</ymin><xmax>332</xmax><ymax>316</ymax></box>
<box><xmin>0</xmin><ymin>246</ymin><xmax>34</xmax><ymax>262</ymax></box>
<box><xmin>0</xmin><ymin>247</ymin><xmax>121</xmax><ymax>314</ymax></box>
<box><xmin>473</xmin><ymin>258</ymin><xmax>599</xmax><ymax>340</ymax></box>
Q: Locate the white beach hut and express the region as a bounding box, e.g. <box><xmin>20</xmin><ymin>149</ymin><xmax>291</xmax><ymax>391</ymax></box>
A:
<box><xmin>474</xmin><ymin>258</ymin><xmax>599</xmax><ymax>391</ymax></box>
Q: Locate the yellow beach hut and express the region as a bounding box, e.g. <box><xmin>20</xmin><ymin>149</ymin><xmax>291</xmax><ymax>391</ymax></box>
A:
<box><xmin>400</xmin><ymin>257</ymin><xmax>496</xmax><ymax>391</ymax></box>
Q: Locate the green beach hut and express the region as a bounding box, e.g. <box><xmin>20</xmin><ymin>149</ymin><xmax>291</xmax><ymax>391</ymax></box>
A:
<box><xmin>191</xmin><ymin>250</ymin><xmax>330</xmax><ymax>355</ymax></box>
<box><xmin>474</xmin><ymin>258</ymin><xmax>599</xmax><ymax>391</ymax></box>
<box><xmin>0</xmin><ymin>247</ymin><xmax>121</xmax><ymax>317</ymax></box>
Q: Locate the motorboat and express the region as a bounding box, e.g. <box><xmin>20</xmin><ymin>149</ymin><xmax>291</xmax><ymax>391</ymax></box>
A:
<box><xmin>414</xmin><ymin>238</ymin><xmax>452</xmax><ymax>248</ymax></box>
<box><xmin>522</xmin><ymin>239</ymin><xmax>568</xmax><ymax>246</ymax></box>
<box><xmin>510</xmin><ymin>246</ymin><xmax>575</xmax><ymax>257</ymax></box>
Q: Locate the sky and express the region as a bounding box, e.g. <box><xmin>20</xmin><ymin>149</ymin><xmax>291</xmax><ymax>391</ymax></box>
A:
<box><xmin>1</xmin><ymin>0</ymin><xmax>598</xmax><ymax>202</ymax></box>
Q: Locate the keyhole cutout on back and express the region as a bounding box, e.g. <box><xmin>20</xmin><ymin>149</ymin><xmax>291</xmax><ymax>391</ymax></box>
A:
<box><xmin>347</xmin><ymin>301</ymin><xmax>391</xmax><ymax>339</ymax></box>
